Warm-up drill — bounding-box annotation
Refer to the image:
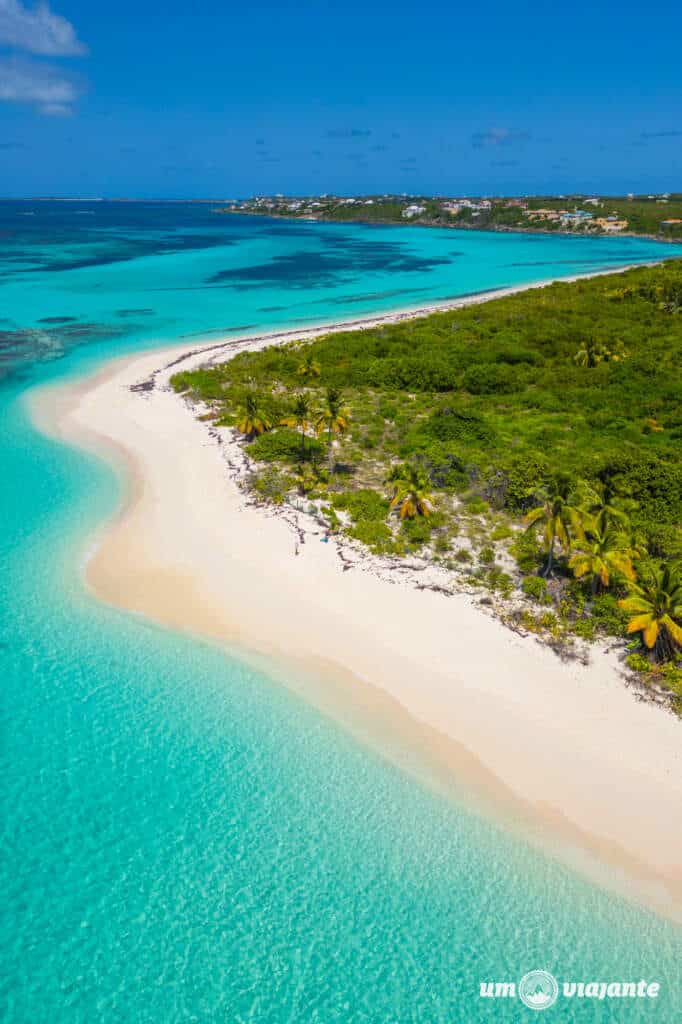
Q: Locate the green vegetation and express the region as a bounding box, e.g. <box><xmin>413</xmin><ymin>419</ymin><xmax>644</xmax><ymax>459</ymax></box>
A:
<box><xmin>315</xmin><ymin>387</ymin><xmax>350</xmax><ymax>469</ymax></box>
<box><xmin>173</xmin><ymin>261</ymin><xmax>682</xmax><ymax>701</ymax></box>
<box><xmin>619</xmin><ymin>563</ymin><xmax>682</xmax><ymax>662</ymax></box>
<box><xmin>280</xmin><ymin>393</ymin><xmax>314</xmax><ymax>460</ymax></box>
<box><xmin>236</xmin><ymin>393</ymin><xmax>272</xmax><ymax>439</ymax></box>
<box><xmin>568</xmin><ymin>516</ymin><xmax>636</xmax><ymax>593</ymax></box>
<box><xmin>521</xmin><ymin>575</ymin><xmax>551</xmax><ymax>603</ymax></box>
<box><xmin>387</xmin><ymin>462</ymin><xmax>434</xmax><ymax>519</ymax></box>
<box><xmin>217</xmin><ymin>192</ymin><xmax>682</xmax><ymax>240</ymax></box>
<box><xmin>523</xmin><ymin>475</ymin><xmax>581</xmax><ymax>576</ymax></box>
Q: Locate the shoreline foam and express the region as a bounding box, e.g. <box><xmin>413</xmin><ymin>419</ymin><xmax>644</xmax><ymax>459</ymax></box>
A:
<box><xmin>31</xmin><ymin>271</ymin><xmax>682</xmax><ymax>924</ymax></box>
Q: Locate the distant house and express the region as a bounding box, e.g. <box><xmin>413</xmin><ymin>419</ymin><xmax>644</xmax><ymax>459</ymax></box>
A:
<box><xmin>524</xmin><ymin>208</ymin><xmax>561</xmax><ymax>222</ymax></box>
<box><xmin>594</xmin><ymin>217</ymin><xmax>628</xmax><ymax>232</ymax></box>
<box><xmin>661</xmin><ymin>218</ymin><xmax>682</xmax><ymax>226</ymax></box>
<box><xmin>402</xmin><ymin>204</ymin><xmax>426</xmax><ymax>218</ymax></box>
<box><xmin>561</xmin><ymin>210</ymin><xmax>593</xmax><ymax>226</ymax></box>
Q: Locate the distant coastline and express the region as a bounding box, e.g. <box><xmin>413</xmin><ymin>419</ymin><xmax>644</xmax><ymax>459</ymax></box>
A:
<box><xmin>215</xmin><ymin>190</ymin><xmax>682</xmax><ymax>243</ymax></box>
<box><xmin>220</xmin><ymin>207</ymin><xmax>682</xmax><ymax>245</ymax></box>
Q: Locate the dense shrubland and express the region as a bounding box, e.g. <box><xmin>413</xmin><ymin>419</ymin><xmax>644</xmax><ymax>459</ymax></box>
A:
<box><xmin>173</xmin><ymin>262</ymin><xmax>682</xmax><ymax>705</ymax></box>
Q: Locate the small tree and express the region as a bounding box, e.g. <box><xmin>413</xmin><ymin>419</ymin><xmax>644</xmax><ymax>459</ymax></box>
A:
<box><xmin>237</xmin><ymin>394</ymin><xmax>272</xmax><ymax>440</ymax></box>
<box><xmin>569</xmin><ymin>524</ymin><xmax>636</xmax><ymax>594</ymax></box>
<box><xmin>315</xmin><ymin>387</ymin><xmax>350</xmax><ymax>469</ymax></box>
<box><xmin>619</xmin><ymin>563</ymin><xmax>682</xmax><ymax>662</ymax></box>
<box><xmin>523</xmin><ymin>475</ymin><xmax>581</xmax><ymax>576</ymax></box>
<box><xmin>293</xmin><ymin>463</ymin><xmax>328</xmax><ymax>496</ymax></box>
<box><xmin>281</xmin><ymin>394</ymin><xmax>314</xmax><ymax>460</ymax></box>
<box><xmin>574</xmin><ymin>337</ymin><xmax>627</xmax><ymax>367</ymax></box>
<box><xmin>297</xmin><ymin>351</ymin><xmax>321</xmax><ymax>380</ymax></box>
<box><xmin>386</xmin><ymin>463</ymin><xmax>434</xmax><ymax>519</ymax></box>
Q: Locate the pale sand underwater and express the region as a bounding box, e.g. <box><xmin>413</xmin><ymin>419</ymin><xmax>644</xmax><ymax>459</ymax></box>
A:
<box><xmin>32</xmin><ymin>275</ymin><xmax>682</xmax><ymax>924</ymax></box>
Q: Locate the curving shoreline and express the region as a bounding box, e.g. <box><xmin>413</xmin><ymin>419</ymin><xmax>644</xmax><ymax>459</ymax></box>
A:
<box><xmin>31</xmin><ymin>271</ymin><xmax>682</xmax><ymax>925</ymax></box>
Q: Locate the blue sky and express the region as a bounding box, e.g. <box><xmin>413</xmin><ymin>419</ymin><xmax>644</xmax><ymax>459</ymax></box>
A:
<box><xmin>0</xmin><ymin>0</ymin><xmax>680</xmax><ymax>197</ymax></box>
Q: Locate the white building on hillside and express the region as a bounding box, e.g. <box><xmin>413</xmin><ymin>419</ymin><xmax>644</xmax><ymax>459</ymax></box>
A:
<box><xmin>402</xmin><ymin>204</ymin><xmax>426</xmax><ymax>218</ymax></box>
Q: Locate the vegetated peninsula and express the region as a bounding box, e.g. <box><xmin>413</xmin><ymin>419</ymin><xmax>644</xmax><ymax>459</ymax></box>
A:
<box><xmin>172</xmin><ymin>261</ymin><xmax>682</xmax><ymax>707</ymax></box>
<box><xmin>216</xmin><ymin>191</ymin><xmax>682</xmax><ymax>240</ymax></box>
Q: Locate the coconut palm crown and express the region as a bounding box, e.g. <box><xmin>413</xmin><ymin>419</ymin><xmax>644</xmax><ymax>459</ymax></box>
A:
<box><xmin>315</xmin><ymin>387</ymin><xmax>350</xmax><ymax>468</ymax></box>
<box><xmin>568</xmin><ymin>523</ymin><xmax>636</xmax><ymax>593</ymax></box>
<box><xmin>297</xmin><ymin>351</ymin><xmax>321</xmax><ymax>379</ymax></box>
<box><xmin>523</xmin><ymin>475</ymin><xmax>582</xmax><ymax>576</ymax></box>
<box><xmin>281</xmin><ymin>393</ymin><xmax>314</xmax><ymax>459</ymax></box>
<box><xmin>237</xmin><ymin>394</ymin><xmax>272</xmax><ymax>440</ymax></box>
<box><xmin>619</xmin><ymin>562</ymin><xmax>682</xmax><ymax>662</ymax></box>
<box><xmin>387</xmin><ymin>463</ymin><xmax>434</xmax><ymax>519</ymax></box>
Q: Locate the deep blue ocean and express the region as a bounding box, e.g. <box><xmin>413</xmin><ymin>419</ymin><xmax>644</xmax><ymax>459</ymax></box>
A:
<box><xmin>1</xmin><ymin>201</ymin><xmax>681</xmax><ymax>1022</ymax></box>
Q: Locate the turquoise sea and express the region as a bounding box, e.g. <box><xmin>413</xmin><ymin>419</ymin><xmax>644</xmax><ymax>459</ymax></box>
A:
<box><xmin>1</xmin><ymin>201</ymin><xmax>681</xmax><ymax>1022</ymax></box>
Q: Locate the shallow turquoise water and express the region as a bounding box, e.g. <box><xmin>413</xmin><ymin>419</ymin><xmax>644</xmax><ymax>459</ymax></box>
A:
<box><xmin>1</xmin><ymin>202</ymin><xmax>681</xmax><ymax>1021</ymax></box>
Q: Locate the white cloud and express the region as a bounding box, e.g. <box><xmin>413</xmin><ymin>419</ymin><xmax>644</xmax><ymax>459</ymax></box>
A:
<box><xmin>0</xmin><ymin>0</ymin><xmax>86</xmax><ymax>56</ymax></box>
<box><xmin>0</xmin><ymin>54</ymin><xmax>79</xmax><ymax>114</ymax></box>
<box><xmin>0</xmin><ymin>2</ymin><xmax>86</xmax><ymax>115</ymax></box>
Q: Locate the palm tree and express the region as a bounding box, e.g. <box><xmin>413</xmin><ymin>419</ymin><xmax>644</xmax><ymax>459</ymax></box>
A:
<box><xmin>659</xmin><ymin>281</ymin><xmax>682</xmax><ymax>314</ymax></box>
<box><xmin>281</xmin><ymin>393</ymin><xmax>313</xmax><ymax>460</ymax></box>
<box><xmin>387</xmin><ymin>463</ymin><xmax>434</xmax><ymax>519</ymax></box>
<box><xmin>574</xmin><ymin>337</ymin><xmax>626</xmax><ymax>367</ymax></box>
<box><xmin>574</xmin><ymin>336</ymin><xmax>601</xmax><ymax>368</ymax></box>
<box><xmin>524</xmin><ymin>475</ymin><xmax>581</xmax><ymax>576</ymax></box>
<box><xmin>568</xmin><ymin>524</ymin><xmax>636</xmax><ymax>593</ymax></box>
<box><xmin>293</xmin><ymin>462</ymin><xmax>328</xmax><ymax>496</ymax></box>
<box><xmin>297</xmin><ymin>351</ymin><xmax>321</xmax><ymax>380</ymax></box>
<box><xmin>237</xmin><ymin>394</ymin><xmax>272</xmax><ymax>440</ymax></box>
<box><xmin>619</xmin><ymin>563</ymin><xmax>682</xmax><ymax>662</ymax></box>
<box><xmin>579</xmin><ymin>481</ymin><xmax>634</xmax><ymax>527</ymax></box>
<box><xmin>315</xmin><ymin>387</ymin><xmax>350</xmax><ymax>469</ymax></box>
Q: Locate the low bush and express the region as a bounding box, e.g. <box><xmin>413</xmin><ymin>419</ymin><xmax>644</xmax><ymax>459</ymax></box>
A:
<box><xmin>401</xmin><ymin>516</ymin><xmax>433</xmax><ymax>549</ymax></box>
<box><xmin>625</xmin><ymin>652</ymin><xmax>651</xmax><ymax>673</ymax></box>
<box><xmin>463</xmin><ymin>362</ymin><xmax>519</xmax><ymax>394</ymax></box>
<box><xmin>571</xmin><ymin>618</ymin><xmax>597</xmax><ymax>641</ymax></box>
<box><xmin>418</xmin><ymin>406</ymin><xmax>496</xmax><ymax>444</ymax></box>
<box><xmin>486</xmin><ymin>568</ymin><xmax>513</xmax><ymax>596</ymax></box>
<box><xmin>591</xmin><ymin>593</ymin><xmax>629</xmax><ymax>636</ymax></box>
<box><xmin>521</xmin><ymin>575</ymin><xmax>550</xmax><ymax>602</ymax></box>
<box><xmin>249</xmin><ymin>467</ymin><xmax>290</xmax><ymax>504</ymax></box>
<box><xmin>433</xmin><ymin>533</ymin><xmax>452</xmax><ymax>554</ymax></box>
<box><xmin>511</xmin><ymin>532</ymin><xmax>543</xmax><ymax>573</ymax></box>
<box><xmin>348</xmin><ymin>520</ymin><xmax>397</xmax><ymax>554</ymax></box>
<box><xmin>331</xmin><ymin>489</ymin><xmax>388</xmax><ymax>522</ymax></box>
<box><xmin>463</xmin><ymin>495</ymin><xmax>489</xmax><ymax>514</ymax></box>
<box><xmin>249</xmin><ymin>429</ymin><xmax>323</xmax><ymax>464</ymax></box>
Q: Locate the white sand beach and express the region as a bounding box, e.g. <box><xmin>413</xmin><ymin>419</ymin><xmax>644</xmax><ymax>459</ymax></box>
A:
<box><xmin>32</xmin><ymin>279</ymin><xmax>682</xmax><ymax>923</ymax></box>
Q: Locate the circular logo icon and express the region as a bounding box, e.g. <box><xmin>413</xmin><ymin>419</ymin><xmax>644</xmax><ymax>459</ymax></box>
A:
<box><xmin>518</xmin><ymin>970</ymin><xmax>559</xmax><ymax>1011</ymax></box>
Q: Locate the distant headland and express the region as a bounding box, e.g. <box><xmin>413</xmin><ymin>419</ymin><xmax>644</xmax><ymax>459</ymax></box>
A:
<box><xmin>216</xmin><ymin>191</ymin><xmax>682</xmax><ymax>241</ymax></box>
